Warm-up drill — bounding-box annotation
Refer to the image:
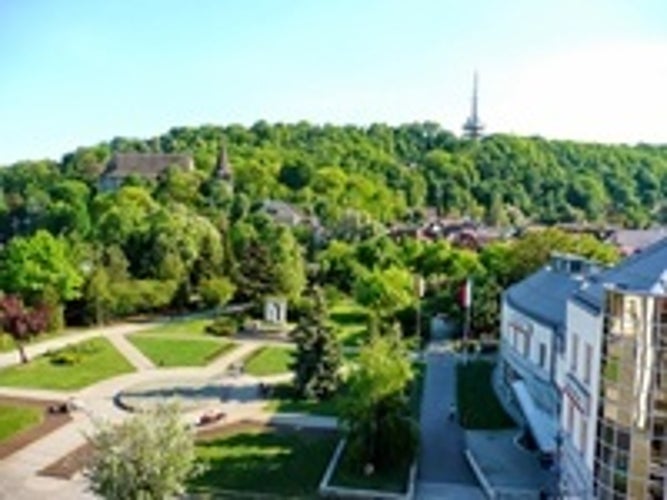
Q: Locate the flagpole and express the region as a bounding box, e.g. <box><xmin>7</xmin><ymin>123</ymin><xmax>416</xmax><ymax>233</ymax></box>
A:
<box><xmin>464</xmin><ymin>293</ymin><xmax>471</xmax><ymax>364</ymax></box>
<box><xmin>462</xmin><ymin>278</ymin><xmax>472</xmax><ymax>364</ymax></box>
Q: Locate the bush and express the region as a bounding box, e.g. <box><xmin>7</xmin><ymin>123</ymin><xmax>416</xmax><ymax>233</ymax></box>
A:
<box><xmin>205</xmin><ymin>316</ymin><xmax>238</xmax><ymax>337</ymax></box>
<box><xmin>198</xmin><ymin>277</ymin><xmax>235</xmax><ymax>309</ymax></box>
<box><xmin>47</xmin><ymin>343</ymin><xmax>97</xmax><ymax>365</ymax></box>
<box><xmin>110</xmin><ymin>279</ymin><xmax>178</xmax><ymax>315</ymax></box>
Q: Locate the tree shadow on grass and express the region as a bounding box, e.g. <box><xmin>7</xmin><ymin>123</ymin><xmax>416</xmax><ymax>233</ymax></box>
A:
<box><xmin>191</xmin><ymin>428</ymin><xmax>338</xmax><ymax>497</ymax></box>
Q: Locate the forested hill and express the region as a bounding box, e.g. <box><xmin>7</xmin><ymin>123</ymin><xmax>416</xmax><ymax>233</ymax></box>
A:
<box><xmin>2</xmin><ymin>121</ymin><xmax>666</xmax><ymax>234</ymax></box>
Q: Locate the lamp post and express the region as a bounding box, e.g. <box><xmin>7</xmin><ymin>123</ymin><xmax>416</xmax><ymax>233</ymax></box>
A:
<box><xmin>414</xmin><ymin>274</ymin><xmax>424</xmax><ymax>343</ymax></box>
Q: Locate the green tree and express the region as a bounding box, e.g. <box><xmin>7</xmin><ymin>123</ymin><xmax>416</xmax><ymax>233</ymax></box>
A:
<box><xmin>86</xmin><ymin>402</ymin><xmax>201</xmax><ymax>500</ymax></box>
<box><xmin>198</xmin><ymin>277</ymin><xmax>236</xmax><ymax>309</ymax></box>
<box><xmin>0</xmin><ymin>230</ymin><xmax>83</xmax><ymax>305</ymax></box>
<box><xmin>340</xmin><ymin>336</ymin><xmax>418</xmax><ymax>472</ymax></box>
<box><xmin>290</xmin><ymin>288</ymin><xmax>341</xmax><ymax>400</ymax></box>
<box><xmin>354</xmin><ymin>266</ymin><xmax>415</xmax><ymax>318</ymax></box>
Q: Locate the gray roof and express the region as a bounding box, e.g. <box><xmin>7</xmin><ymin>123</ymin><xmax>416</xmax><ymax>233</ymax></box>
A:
<box><xmin>504</xmin><ymin>267</ymin><xmax>584</xmax><ymax>330</ymax></box>
<box><xmin>574</xmin><ymin>236</ymin><xmax>667</xmax><ymax>310</ymax></box>
<box><xmin>103</xmin><ymin>153</ymin><xmax>193</xmax><ymax>179</ymax></box>
<box><xmin>608</xmin><ymin>228</ymin><xmax>667</xmax><ymax>255</ymax></box>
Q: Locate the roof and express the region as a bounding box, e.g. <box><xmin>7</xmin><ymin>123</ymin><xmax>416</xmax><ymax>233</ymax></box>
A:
<box><xmin>608</xmin><ymin>228</ymin><xmax>667</xmax><ymax>256</ymax></box>
<box><xmin>574</xmin><ymin>236</ymin><xmax>667</xmax><ymax>310</ymax></box>
<box><xmin>504</xmin><ymin>266</ymin><xmax>585</xmax><ymax>330</ymax></box>
<box><xmin>512</xmin><ymin>380</ymin><xmax>558</xmax><ymax>453</ymax></box>
<box><xmin>103</xmin><ymin>153</ymin><xmax>193</xmax><ymax>179</ymax></box>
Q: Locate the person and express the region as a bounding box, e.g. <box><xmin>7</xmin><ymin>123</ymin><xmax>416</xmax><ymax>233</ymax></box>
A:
<box><xmin>448</xmin><ymin>402</ymin><xmax>457</xmax><ymax>422</ymax></box>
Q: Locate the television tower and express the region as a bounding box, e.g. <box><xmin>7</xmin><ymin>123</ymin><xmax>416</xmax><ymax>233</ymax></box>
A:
<box><xmin>462</xmin><ymin>71</ymin><xmax>484</xmax><ymax>139</ymax></box>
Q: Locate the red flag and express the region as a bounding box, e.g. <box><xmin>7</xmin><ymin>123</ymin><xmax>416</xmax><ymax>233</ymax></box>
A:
<box><xmin>459</xmin><ymin>278</ymin><xmax>472</xmax><ymax>309</ymax></box>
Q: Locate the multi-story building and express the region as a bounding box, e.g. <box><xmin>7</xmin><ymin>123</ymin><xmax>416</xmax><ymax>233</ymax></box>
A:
<box><xmin>497</xmin><ymin>239</ymin><xmax>667</xmax><ymax>499</ymax></box>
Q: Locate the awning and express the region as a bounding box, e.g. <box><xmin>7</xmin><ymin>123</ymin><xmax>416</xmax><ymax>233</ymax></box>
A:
<box><xmin>511</xmin><ymin>380</ymin><xmax>558</xmax><ymax>454</ymax></box>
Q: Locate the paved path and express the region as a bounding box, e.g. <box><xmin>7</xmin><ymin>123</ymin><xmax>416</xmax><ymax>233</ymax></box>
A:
<box><xmin>416</xmin><ymin>481</ymin><xmax>486</xmax><ymax>499</ymax></box>
<box><xmin>0</xmin><ymin>322</ymin><xmax>157</xmax><ymax>370</ymax></box>
<box><xmin>0</xmin><ymin>333</ymin><xmax>280</xmax><ymax>498</ymax></box>
<box><xmin>106</xmin><ymin>332</ymin><xmax>155</xmax><ymax>370</ymax></box>
<box><xmin>417</xmin><ymin>342</ymin><xmax>481</xmax><ymax>491</ymax></box>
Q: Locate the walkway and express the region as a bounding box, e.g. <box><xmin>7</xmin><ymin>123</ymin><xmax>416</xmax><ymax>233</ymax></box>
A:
<box><xmin>0</xmin><ymin>322</ymin><xmax>157</xmax><ymax>370</ymax></box>
<box><xmin>417</xmin><ymin>341</ymin><xmax>483</xmax><ymax>498</ymax></box>
<box><xmin>0</xmin><ymin>327</ymin><xmax>277</xmax><ymax>499</ymax></box>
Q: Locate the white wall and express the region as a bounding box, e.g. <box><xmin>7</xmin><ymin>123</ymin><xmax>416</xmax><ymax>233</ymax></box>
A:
<box><xmin>501</xmin><ymin>300</ymin><xmax>559</xmax><ymax>414</ymax></box>
<box><xmin>563</xmin><ymin>298</ymin><xmax>603</xmax><ymax>476</ymax></box>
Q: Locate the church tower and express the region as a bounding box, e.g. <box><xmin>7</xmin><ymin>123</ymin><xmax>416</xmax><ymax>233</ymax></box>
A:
<box><xmin>216</xmin><ymin>137</ymin><xmax>233</xmax><ymax>181</ymax></box>
<box><xmin>462</xmin><ymin>72</ymin><xmax>484</xmax><ymax>139</ymax></box>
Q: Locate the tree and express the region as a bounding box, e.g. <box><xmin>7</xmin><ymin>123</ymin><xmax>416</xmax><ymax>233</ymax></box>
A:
<box><xmin>198</xmin><ymin>277</ymin><xmax>236</xmax><ymax>309</ymax></box>
<box><xmin>353</xmin><ymin>266</ymin><xmax>415</xmax><ymax>318</ymax></box>
<box><xmin>86</xmin><ymin>402</ymin><xmax>200</xmax><ymax>500</ymax></box>
<box><xmin>0</xmin><ymin>230</ymin><xmax>83</xmax><ymax>305</ymax></box>
<box><xmin>290</xmin><ymin>288</ymin><xmax>341</xmax><ymax>400</ymax></box>
<box><xmin>0</xmin><ymin>295</ymin><xmax>50</xmax><ymax>363</ymax></box>
<box><xmin>340</xmin><ymin>336</ymin><xmax>418</xmax><ymax>472</ymax></box>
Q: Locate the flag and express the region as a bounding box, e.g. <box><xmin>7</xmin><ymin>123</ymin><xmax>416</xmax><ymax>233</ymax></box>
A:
<box><xmin>459</xmin><ymin>278</ymin><xmax>472</xmax><ymax>309</ymax></box>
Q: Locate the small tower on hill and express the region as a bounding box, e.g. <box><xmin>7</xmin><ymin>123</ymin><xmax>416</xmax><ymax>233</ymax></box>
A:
<box><xmin>216</xmin><ymin>138</ymin><xmax>233</xmax><ymax>181</ymax></box>
<box><xmin>462</xmin><ymin>71</ymin><xmax>484</xmax><ymax>140</ymax></box>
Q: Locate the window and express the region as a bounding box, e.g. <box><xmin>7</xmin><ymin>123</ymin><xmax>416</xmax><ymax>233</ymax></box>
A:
<box><xmin>567</xmin><ymin>400</ymin><xmax>575</xmax><ymax>433</ymax></box>
<box><xmin>539</xmin><ymin>343</ymin><xmax>547</xmax><ymax>370</ymax></box>
<box><xmin>571</xmin><ymin>334</ymin><xmax>579</xmax><ymax>374</ymax></box>
<box><xmin>523</xmin><ymin>333</ymin><xmax>531</xmax><ymax>357</ymax></box>
<box><xmin>580</xmin><ymin>418</ymin><xmax>588</xmax><ymax>455</ymax></box>
<box><xmin>584</xmin><ymin>342</ymin><xmax>593</xmax><ymax>384</ymax></box>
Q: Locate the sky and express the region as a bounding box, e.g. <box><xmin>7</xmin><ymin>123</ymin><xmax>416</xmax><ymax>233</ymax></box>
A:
<box><xmin>1</xmin><ymin>0</ymin><xmax>666</xmax><ymax>164</ymax></box>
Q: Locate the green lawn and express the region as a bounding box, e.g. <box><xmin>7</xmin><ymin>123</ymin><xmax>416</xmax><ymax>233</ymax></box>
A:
<box><xmin>142</xmin><ymin>318</ymin><xmax>214</xmax><ymax>337</ymax></box>
<box><xmin>244</xmin><ymin>346</ymin><xmax>293</xmax><ymax>376</ymax></box>
<box><xmin>264</xmin><ymin>383</ymin><xmax>342</xmax><ymax>416</ymax></box>
<box><xmin>0</xmin><ymin>338</ymin><xmax>134</xmax><ymax>390</ymax></box>
<box><xmin>128</xmin><ymin>335</ymin><xmax>234</xmax><ymax>367</ymax></box>
<box><xmin>329</xmin><ymin>299</ymin><xmax>368</xmax><ymax>348</ymax></box>
<box><xmin>191</xmin><ymin>426</ymin><xmax>338</xmax><ymax>497</ymax></box>
<box><xmin>456</xmin><ymin>360</ymin><xmax>514</xmax><ymax>429</ymax></box>
<box><xmin>330</xmin><ymin>440</ymin><xmax>411</xmax><ymax>494</ymax></box>
<box><xmin>0</xmin><ymin>404</ymin><xmax>43</xmax><ymax>443</ymax></box>
<box><xmin>0</xmin><ymin>330</ymin><xmax>70</xmax><ymax>354</ymax></box>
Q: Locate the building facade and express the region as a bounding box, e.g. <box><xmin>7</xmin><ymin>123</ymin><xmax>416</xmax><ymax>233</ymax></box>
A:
<box><xmin>498</xmin><ymin>240</ymin><xmax>667</xmax><ymax>499</ymax></box>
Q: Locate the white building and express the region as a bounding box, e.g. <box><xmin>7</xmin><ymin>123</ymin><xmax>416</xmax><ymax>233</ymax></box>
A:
<box><xmin>498</xmin><ymin>240</ymin><xmax>667</xmax><ymax>499</ymax></box>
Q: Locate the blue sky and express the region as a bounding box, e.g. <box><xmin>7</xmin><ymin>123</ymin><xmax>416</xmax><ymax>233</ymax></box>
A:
<box><xmin>1</xmin><ymin>0</ymin><xmax>666</xmax><ymax>164</ymax></box>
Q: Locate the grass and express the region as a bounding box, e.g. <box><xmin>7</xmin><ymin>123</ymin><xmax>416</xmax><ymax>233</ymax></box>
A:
<box><xmin>0</xmin><ymin>338</ymin><xmax>134</xmax><ymax>390</ymax></box>
<box><xmin>0</xmin><ymin>329</ymin><xmax>72</xmax><ymax>354</ymax></box>
<box><xmin>141</xmin><ymin>318</ymin><xmax>214</xmax><ymax>337</ymax></box>
<box><xmin>128</xmin><ymin>335</ymin><xmax>234</xmax><ymax>367</ymax></box>
<box><xmin>330</xmin><ymin>440</ymin><xmax>411</xmax><ymax>493</ymax></box>
<box><xmin>244</xmin><ymin>346</ymin><xmax>293</xmax><ymax>376</ymax></box>
<box><xmin>190</xmin><ymin>426</ymin><xmax>338</xmax><ymax>497</ymax></box>
<box><xmin>264</xmin><ymin>383</ymin><xmax>343</xmax><ymax>416</ymax></box>
<box><xmin>456</xmin><ymin>360</ymin><xmax>514</xmax><ymax>430</ymax></box>
<box><xmin>329</xmin><ymin>299</ymin><xmax>368</xmax><ymax>348</ymax></box>
<box><xmin>0</xmin><ymin>404</ymin><xmax>43</xmax><ymax>443</ymax></box>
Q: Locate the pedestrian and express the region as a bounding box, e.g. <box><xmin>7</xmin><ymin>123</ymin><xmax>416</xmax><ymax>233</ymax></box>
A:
<box><xmin>448</xmin><ymin>402</ymin><xmax>457</xmax><ymax>422</ymax></box>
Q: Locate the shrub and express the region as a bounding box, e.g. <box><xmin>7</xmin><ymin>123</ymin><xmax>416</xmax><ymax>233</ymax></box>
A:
<box><xmin>205</xmin><ymin>316</ymin><xmax>238</xmax><ymax>337</ymax></box>
<box><xmin>48</xmin><ymin>345</ymin><xmax>80</xmax><ymax>365</ymax></box>
<box><xmin>198</xmin><ymin>277</ymin><xmax>236</xmax><ymax>309</ymax></box>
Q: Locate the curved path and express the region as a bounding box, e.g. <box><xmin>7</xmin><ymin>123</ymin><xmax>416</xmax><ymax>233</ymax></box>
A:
<box><xmin>0</xmin><ymin>322</ymin><xmax>317</xmax><ymax>500</ymax></box>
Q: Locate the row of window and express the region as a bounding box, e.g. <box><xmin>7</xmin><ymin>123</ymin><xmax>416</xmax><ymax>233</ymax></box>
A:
<box><xmin>569</xmin><ymin>333</ymin><xmax>594</xmax><ymax>385</ymax></box>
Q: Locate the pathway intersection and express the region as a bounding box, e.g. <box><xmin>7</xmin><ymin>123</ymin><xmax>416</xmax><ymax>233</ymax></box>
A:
<box><xmin>0</xmin><ymin>322</ymin><xmax>309</xmax><ymax>499</ymax></box>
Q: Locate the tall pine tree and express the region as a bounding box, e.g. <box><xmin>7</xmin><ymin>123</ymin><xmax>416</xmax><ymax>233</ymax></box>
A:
<box><xmin>290</xmin><ymin>287</ymin><xmax>341</xmax><ymax>400</ymax></box>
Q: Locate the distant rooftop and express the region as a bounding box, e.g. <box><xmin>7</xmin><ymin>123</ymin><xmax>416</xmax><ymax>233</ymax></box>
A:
<box><xmin>103</xmin><ymin>153</ymin><xmax>193</xmax><ymax>179</ymax></box>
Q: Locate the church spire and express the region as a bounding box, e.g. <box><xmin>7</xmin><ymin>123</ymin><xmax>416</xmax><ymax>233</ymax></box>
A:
<box><xmin>216</xmin><ymin>137</ymin><xmax>233</xmax><ymax>181</ymax></box>
<box><xmin>462</xmin><ymin>71</ymin><xmax>484</xmax><ymax>139</ymax></box>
